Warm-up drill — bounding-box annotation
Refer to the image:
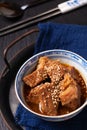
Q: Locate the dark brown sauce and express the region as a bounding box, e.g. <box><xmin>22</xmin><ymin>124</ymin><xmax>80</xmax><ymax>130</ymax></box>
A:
<box><xmin>23</xmin><ymin>63</ymin><xmax>87</xmax><ymax>116</ymax></box>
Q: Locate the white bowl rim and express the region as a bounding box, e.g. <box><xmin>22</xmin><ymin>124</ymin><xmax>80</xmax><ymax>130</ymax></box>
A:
<box><xmin>16</xmin><ymin>49</ymin><xmax>87</xmax><ymax>71</ymax></box>
<box><xmin>15</xmin><ymin>49</ymin><xmax>87</xmax><ymax>119</ymax></box>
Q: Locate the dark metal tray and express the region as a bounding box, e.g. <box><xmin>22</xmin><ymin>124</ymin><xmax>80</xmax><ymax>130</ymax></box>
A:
<box><xmin>0</xmin><ymin>28</ymin><xmax>39</xmax><ymax>130</ymax></box>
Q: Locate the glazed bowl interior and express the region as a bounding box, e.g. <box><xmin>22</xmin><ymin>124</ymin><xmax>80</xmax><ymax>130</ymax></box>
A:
<box><xmin>15</xmin><ymin>49</ymin><xmax>87</xmax><ymax>121</ymax></box>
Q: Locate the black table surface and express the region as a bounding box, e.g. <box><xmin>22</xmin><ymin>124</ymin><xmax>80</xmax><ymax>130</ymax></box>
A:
<box><xmin>0</xmin><ymin>0</ymin><xmax>87</xmax><ymax>130</ymax></box>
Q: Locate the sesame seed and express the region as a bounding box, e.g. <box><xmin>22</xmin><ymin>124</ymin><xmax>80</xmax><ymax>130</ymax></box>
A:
<box><xmin>44</xmin><ymin>100</ymin><xmax>46</xmax><ymax>103</ymax></box>
<box><xmin>42</xmin><ymin>92</ymin><xmax>44</xmax><ymax>95</ymax></box>
<box><xmin>46</xmin><ymin>95</ymin><xmax>50</xmax><ymax>98</ymax></box>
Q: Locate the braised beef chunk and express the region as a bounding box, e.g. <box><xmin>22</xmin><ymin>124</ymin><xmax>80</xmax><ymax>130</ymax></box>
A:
<box><xmin>39</xmin><ymin>89</ymin><xmax>58</xmax><ymax>116</ymax></box>
<box><xmin>23</xmin><ymin>57</ymin><xmax>50</xmax><ymax>87</ymax></box>
<box><xmin>65</xmin><ymin>66</ymin><xmax>82</xmax><ymax>84</ymax></box>
<box><xmin>45</xmin><ymin>59</ymin><xmax>65</xmax><ymax>84</ymax></box>
<box><xmin>28</xmin><ymin>82</ymin><xmax>59</xmax><ymax>116</ymax></box>
<box><xmin>23</xmin><ymin>57</ymin><xmax>65</xmax><ymax>87</ymax></box>
<box><xmin>59</xmin><ymin>73</ymin><xmax>81</xmax><ymax>110</ymax></box>
<box><xmin>23</xmin><ymin>68</ymin><xmax>48</xmax><ymax>87</ymax></box>
<box><xmin>23</xmin><ymin>56</ymin><xmax>86</xmax><ymax>116</ymax></box>
<box><xmin>37</xmin><ymin>56</ymin><xmax>50</xmax><ymax>69</ymax></box>
<box><xmin>28</xmin><ymin>83</ymin><xmax>51</xmax><ymax>104</ymax></box>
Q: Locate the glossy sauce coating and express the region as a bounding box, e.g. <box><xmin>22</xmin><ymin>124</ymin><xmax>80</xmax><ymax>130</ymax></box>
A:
<box><xmin>23</xmin><ymin>61</ymin><xmax>87</xmax><ymax>116</ymax></box>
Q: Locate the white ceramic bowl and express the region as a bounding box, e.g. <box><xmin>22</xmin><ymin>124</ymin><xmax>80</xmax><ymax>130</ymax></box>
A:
<box><xmin>15</xmin><ymin>49</ymin><xmax>87</xmax><ymax>121</ymax></box>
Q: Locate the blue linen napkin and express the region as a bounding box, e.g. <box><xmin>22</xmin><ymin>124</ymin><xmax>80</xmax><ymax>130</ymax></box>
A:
<box><xmin>15</xmin><ymin>22</ymin><xmax>87</xmax><ymax>130</ymax></box>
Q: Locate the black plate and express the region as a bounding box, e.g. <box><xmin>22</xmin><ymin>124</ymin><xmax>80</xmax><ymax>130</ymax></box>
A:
<box><xmin>0</xmin><ymin>42</ymin><xmax>35</xmax><ymax>130</ymax></box>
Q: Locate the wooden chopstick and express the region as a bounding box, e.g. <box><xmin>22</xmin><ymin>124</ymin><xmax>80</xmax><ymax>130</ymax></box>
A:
<box><xmin>0</xmin><ymin>8</ymin><xmax>61</xmax><ymax>36</ymax></box>
<box><xmin>0</xmin><ymin>7</ymin><xmax>58</xmax><ymax>32</ymax></box>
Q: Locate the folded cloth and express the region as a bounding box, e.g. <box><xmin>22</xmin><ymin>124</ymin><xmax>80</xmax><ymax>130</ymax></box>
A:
<box><xmin>15</xmin><ymin>22</ymin><xmax>87</xmax><ymax>130</ymax></box>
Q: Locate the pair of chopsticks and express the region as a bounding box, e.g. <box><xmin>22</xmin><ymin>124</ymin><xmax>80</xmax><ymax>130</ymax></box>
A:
<box><xmin>0</xmin><ymin>7</ymin><xmax>61</xmax><ymax>36</ymax></box>
<box><xmin>0</xmin><ymin>0</ymin><xmax>87</xmax><ymax>36</ymax></box>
